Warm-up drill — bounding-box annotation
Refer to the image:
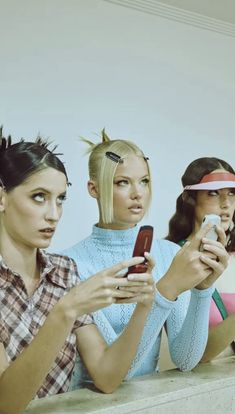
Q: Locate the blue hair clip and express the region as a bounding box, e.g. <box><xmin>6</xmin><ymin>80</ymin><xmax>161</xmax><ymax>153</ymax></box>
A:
<box><xmin>105</xmin><ymin>151</ymin><xmax>123</xmax><ymax>163</ymax></box>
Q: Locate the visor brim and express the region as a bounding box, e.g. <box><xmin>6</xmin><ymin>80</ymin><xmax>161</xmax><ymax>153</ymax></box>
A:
<box><xmin>184</xmin><ymin>181</ymin><xmax>235</xmax><ymax>190</ymax></box>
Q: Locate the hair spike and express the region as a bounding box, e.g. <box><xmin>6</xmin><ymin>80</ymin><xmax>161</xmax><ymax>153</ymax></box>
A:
<box><xmin>0</xmin><ymin>125</ymin><xmax>12</xmax><ymax>151</ymax></box>
<box><xmin>81</xmin><ymin>130</ymin><xmax>152</xmax><ymax>223</ymax></box>
<box><xmin>101</xmin><ymin>128</ymin><xmax>110</xmax><ymax>143</ymax></box>
<box><xmin>0</xmin><ymin>126</ymin><xmax>69</xmax><ymax>191</ymax></box>
<box><xmin>35</xmin><ymin>135</ymin><xmax>52</xmax><ymax>149</ymax></box>
<box><xmin>80</xmin><ymin>136</ymin><xmax>97</xmax><ymax>155</ymax></box>
<box><xmin>34</xmin><ymin>135</ymin><xmax>63</xmax><ymax>156</ymax></box>
<box><xmin>80</xmin><ymin>129</ymin><xmax>111</xmax><ymax>154</ymax></box>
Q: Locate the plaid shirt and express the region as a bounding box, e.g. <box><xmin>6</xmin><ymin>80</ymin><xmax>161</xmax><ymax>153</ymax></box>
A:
<box><xmin>0</xmin><ymin>250</ymin><xmax>93</xmax><ymax>398</ymax></box>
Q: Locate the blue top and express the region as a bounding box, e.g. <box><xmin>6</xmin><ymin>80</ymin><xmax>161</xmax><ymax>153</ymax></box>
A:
<box><xmin>63</xmin><ymin>225</ymin><xmax>213</xmax><ymax>387</ymax></box>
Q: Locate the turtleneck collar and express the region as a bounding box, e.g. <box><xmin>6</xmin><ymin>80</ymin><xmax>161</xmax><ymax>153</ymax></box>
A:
<box><xmin>91</xmin><ymin>224</ymin><xmax>140</xmax><ymax>246</ymax></box>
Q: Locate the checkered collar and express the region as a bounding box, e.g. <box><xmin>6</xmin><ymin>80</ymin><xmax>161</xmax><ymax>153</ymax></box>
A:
<box><xmin>0</xmin><ymin>250</ymin><xmax>67</xmax><ymax>289</ymax></box>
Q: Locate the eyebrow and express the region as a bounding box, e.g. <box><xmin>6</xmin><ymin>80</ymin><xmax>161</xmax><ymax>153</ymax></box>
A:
<box><xmin>29</xmin><ymin>187</ymin><xmax>67</xmax><ymax>196</ymax></box>
<box><xmin>114</xmin><ymin>174</ymin><xmax>150</xmax><ymax>179</ymax></box>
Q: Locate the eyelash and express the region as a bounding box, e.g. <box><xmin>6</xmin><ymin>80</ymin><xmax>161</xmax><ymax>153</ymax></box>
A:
<box><xmin>32</xmin><ymin>193</ymin><xmax>45</xmax><ymax>202</ymax></box>
<box><xmin>115</xmin><ymin>178</ymin><xmax>150</xmax><ymax>186</ymax></box>
<box><xmin>208</xmin><ymin>190</ymin><xmax>235</xmax><ymax>197</ymax></box>
<box><xmin>32</xmin><ymin>193</ymin><xmax>67</xmax><ymax>205</ymax></box>
<box><xmin>57</xmin><ymin>195</ymin><xmax>67</xmax><ymax>205</ymax></box>
<box><xmin>115</xmin><ymin>180</ymin><xmax>129</xmax><ymax>186</ymax></box>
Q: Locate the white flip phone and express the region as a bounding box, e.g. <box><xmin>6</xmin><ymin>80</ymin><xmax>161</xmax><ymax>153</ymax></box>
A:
<box><xmin>200</xmin><ymin>214</ymin><xmax>221</xmax><ymax>251</ymax></box>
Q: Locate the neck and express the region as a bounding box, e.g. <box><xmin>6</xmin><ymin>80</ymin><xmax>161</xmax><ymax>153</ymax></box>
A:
<box><xmin>187</xmin><ymin>222</ymin><xmax>200</xmax><ymax>241</ymax></box>
<box><xmin>0</xmin><ymin>232</ymin><xmax>38</xmax><ymax>281</ymax></box>
<box><xmin>97</xmin><ymin>220</ymin><xmax>136</xmax><ymax>231</ymax></box>
<box><xmin>186</xmin><ymin>234</ymin><xmax>194</xmax><ymax>241</ymax></box>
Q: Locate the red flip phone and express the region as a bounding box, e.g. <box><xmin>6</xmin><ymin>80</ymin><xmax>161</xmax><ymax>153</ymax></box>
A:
<box><xmin>127</xmin><ymin>225</ymin><xmax>154</xmax><ymax>275</ymax></box>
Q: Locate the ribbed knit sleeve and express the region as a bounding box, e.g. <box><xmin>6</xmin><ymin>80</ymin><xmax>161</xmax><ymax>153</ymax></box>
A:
<box><xmin>62</xmin><ymin>225</ymin><xmax>213</xmax><ymax>380</ymax></box>
<box><xmin>167</xmin><ymin>287</ymin><xmax>214</xmax><ymax>371</ymax></box>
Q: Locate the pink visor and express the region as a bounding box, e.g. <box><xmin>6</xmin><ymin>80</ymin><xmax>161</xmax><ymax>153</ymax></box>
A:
<box><xmin>184</xmin><ymin>172</ymin><xmax>235</xmax><ymax>190</ymax></box>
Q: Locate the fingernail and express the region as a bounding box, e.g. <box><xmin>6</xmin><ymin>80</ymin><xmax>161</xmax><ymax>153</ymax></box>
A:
<box><xmin>127</xmin><ymin>275</ymin><xmax>135</xmax><ymax>280</ymax></box>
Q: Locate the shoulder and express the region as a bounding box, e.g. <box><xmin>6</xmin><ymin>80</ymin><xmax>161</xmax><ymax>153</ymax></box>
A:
<box><xmin>47</xmin><ymin>251</ymin><xmax>78</xmax><ymax>269</ymax></box>
<box><xmin>152</xmin><ymin>238</ymin><xmax>180</xmax><ymax>256</ymax></box>
<box><xmin>44</xmin><ymin>252</ymin><xmax>80</xmax><ymax>287</ymax></box>
<box><xmin>149</xmin><ymin>239</ymin><xmax>180</xmax><ymax>278</ymax></box>
<box><xmin>61</xmin><ymin>236</ymin><xmax>91</xmax><ymax>260</ymax></box>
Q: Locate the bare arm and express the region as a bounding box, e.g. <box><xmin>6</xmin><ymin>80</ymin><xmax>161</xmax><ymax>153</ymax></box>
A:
<box><xmin>201</xmin><ymin>314</ymin><xmax>235</xmax><ymax>362</ymax></box>
<box><xmin>76</xmin><ymin>302</ymin><xmax>152</xmax><ymax>394</ymax></box>
<box><xmin>0</xmin><ymin>255</ymin><xmax>153</xmax><ymax>414</ymax></box>
<box><xmin>0</xmin><ymin>304</ymin><xmax>75</xmax><ymax>414</ymax></box>
<box><xmin>0</xmin><ymin>344</ymin><xmax>8</xmax><ymax>377</ymax></box>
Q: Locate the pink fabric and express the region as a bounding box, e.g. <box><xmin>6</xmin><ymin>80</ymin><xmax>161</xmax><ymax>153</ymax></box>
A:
<box><xmin>209</xmin><ymin>293</ymin><xmax>235</xmax><ymax>327</ymax></box>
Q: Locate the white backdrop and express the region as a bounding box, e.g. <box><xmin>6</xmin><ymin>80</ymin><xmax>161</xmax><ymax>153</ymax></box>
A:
<box><xmin>1</xmin><ymin>0</ymin><xmax>235</xmax><ymax>251</ymax></box>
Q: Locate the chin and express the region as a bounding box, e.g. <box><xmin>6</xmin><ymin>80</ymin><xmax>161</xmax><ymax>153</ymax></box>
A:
<box><xmin>221</xmin><ymin>222</ymin><xmax>230</xmax><ymax>232</ymax></box>
<box><xmin>133</xmin><ymin>214</ymin><xmax>145</xmax><ymax>223</ymax></box>
<box><xmin>36</xmin><ymin>240</ymin><xmax>52</xmax><ymax>249</ymax></box>
<box><xmin>129</xmin><ymin>218</ymin><xmax>143</xmax><ymax>227</ymax></box>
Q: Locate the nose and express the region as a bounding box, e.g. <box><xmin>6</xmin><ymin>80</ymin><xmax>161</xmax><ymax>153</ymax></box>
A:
<box><xmin>220</xmin><ymin>194</ymin><xmax>230</xmax><ymax>209</ymax></box>
<box><xmin>130</xmin><ymin>184</ymin><xmax>142</xmax><ymax>200</ymax></box>
<box><xmin>45</xmin><ymin>202</ymin><xmax>61</xmax><ymax>222</ymax></box>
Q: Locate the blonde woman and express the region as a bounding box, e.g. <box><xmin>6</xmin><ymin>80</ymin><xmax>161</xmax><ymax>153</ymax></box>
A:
<box><xmin>63</xmin><ymin>130</ymin><xmax>228</xmax><ymax>388</ymax></box>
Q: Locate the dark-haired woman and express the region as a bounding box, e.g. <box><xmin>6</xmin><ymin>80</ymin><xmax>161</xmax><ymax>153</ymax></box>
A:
<box><xmin>166</xmin><ymin>157</ymin><xmax>235</xmax><ymax>362</ymax></box>
<box><xmin>0</xmin><ymin>127</ymin><xmax>156</xmax><ymax>414</ymax></box>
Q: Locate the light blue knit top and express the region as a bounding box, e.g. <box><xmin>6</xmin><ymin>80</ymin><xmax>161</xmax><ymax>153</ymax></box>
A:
<box><xmin>63</xmin><ymin>225</ymin><xmax>213</xmax><ymax>387</ymax></box>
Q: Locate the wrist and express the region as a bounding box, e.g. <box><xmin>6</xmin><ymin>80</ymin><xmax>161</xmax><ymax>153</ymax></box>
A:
<box><xmin>135</xmin><ymin>302</ymin><xmax>152</xmax><ymax>314</ymax></box>
<box><xmin>55</xmin><ymin>294</ymin><xmax>78</xmax><ymax>325</ymax></box>
<box><xmin>191</xmin><ymin>285</ymin><xmax>214</xmax><ymax>297</ymax></box>
<box><xmin>156</xmin><ymin>275</ymin><xmax>179</xmax><ymax>301</ymax></box>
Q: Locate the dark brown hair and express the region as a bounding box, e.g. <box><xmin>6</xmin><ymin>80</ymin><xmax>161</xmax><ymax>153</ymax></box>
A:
<box><xmin>166</xmin><ymin>157</ymin><xmax>235</xmax><ymax>252</ymax></box>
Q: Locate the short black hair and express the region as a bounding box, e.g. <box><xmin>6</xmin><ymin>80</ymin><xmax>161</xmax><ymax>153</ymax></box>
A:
<box><xmin>0</xmin><ymin>126</ymin><xmax>69</xmax><ymax>192</ymax></box>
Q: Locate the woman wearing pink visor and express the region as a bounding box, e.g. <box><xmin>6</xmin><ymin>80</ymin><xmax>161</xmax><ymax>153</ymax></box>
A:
<box><xmin>166</xmin><ymin>157</ymin><xmax>235</xmax><ymax>362</ymax></box>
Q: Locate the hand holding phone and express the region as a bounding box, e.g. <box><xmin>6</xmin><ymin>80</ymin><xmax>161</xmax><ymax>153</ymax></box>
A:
<box><xmin>126</xmin><ymin>225</ymin><xmax>154</xmax><ymax>276</ymax></box>
<box><xmin>200</xmin><ymin>214</ymin><xmax>221</xmax><ymax>251</ymax></box>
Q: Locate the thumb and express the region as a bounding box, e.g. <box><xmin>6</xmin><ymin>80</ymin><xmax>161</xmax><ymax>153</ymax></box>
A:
<box><xmin>144</xmin><ymin>252</ymin><xmax>155</xmax><ymax>272</ymax></box>
<box><xmin>190</xmin><ymin>222</ymin><xmax>214</xmax><ymax>250</ymax></box>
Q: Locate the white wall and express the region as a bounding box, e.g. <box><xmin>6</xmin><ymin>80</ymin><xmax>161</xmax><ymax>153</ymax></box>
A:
<box><xmin>1</xmin><ymin>0</ymin><xmax>235</xmax><ymax>251</ymax></box>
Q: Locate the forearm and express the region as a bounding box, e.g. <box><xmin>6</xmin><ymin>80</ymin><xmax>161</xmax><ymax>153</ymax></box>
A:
<box><xmin>94</xmin><ymin>304</ymin><xmax>150</xmax><ymax>393</ymax></box>
<box><xmin>126</xmin><ymin>289</ymin><xmax>174</xmax><ymax>379</ymax></box>
<box><xmin>0</xmin><ymin>303</ymin><xmax>75</xmax><ymax>414</ymax></box>
<box><xmin>168</xmin><ymin>287</ymin><xmax>213</xmax><ymax>371</ymax></box>
<box><xmin>201</xmin><ymin>314</ymin><xmax>235</xmax><ymax>362</ymax></box>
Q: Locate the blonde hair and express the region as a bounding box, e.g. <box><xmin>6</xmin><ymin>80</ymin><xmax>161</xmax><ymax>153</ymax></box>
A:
<box><xmin>83</xmin><ymin>129</ymin><xmax>152</xmax><ymax>223</ymax></box>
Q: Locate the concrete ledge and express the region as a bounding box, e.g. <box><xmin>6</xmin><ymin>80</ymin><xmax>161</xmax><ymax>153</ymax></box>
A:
<box><xmin>25</xmin><ymin>357</ymin><xmax>235</xmax><ymax>414</ymax></box>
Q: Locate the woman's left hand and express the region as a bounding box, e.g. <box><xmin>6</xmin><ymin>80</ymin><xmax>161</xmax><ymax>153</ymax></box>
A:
<box><xmin>116</xmin><ymin>252</ymin><xmax>156</xmax><ymax>308</ymax></box>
